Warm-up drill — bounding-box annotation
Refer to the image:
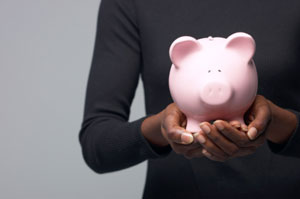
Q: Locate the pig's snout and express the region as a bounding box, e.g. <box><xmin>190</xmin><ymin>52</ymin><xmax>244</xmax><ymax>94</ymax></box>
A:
<box><xmin>200</xmin><ymin>81</ymin><xmax>232</xmax><ymax>106</ymax></box>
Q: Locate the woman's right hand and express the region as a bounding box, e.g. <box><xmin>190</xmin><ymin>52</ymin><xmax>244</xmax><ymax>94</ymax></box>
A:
<box><xmin>160</xmin><ymin>103</ymin><xmax>204</xmax><ymax>159</ymax></box>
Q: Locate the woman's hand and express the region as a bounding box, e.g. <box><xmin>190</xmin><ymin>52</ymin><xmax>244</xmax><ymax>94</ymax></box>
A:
<box><xmin>195</xmin><ymin>94</ymin><xmax>298</xmax><ymax>162</ymax></box>
<box><xmin>194</xmin><ymin>95</ymin><xmax>272</xmax><ymax>161</ymax></box>
<box><xmin>159</xmin><ymin>103</ymin><xmax>205</xmax><ymax>159</ymax></box>
<box><xmin>225</xmin><ymin>94</ymin><xmax>297</xmax><ymax>144</ymax></box>
<box><xmin>193</xmin><ymin>120</ymin><xmax>264</xmax><ymax>162</ymax></box>
<box><xmin>141</xmin><ymin>103</ymin><xmax>205</xmax><ymax>159</ymax></box>
<box><xmin>243</xmin><ymin>95</ymin><xmax>273</xmax><ymax>140</ymax></box>
<box><xmin>264</xmin><ymin>98</ymin><xmax>298</xmax><ymax>144</ymax></box>
<box><xmin>142</xmin><ymin>95</ymin><xmax>298</xmax><ymax>161</ymax></box>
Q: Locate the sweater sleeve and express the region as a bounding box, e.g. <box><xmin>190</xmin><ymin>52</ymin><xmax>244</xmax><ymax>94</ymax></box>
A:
<box><xmin>78</xmin><ymin>0</ymin><xmax>171</xmax><ymax>174</ymax></box>
<box><xmin>267</xmin><ymin>108</ymin><xmax>300</xmax><ymax>158</ymax></box>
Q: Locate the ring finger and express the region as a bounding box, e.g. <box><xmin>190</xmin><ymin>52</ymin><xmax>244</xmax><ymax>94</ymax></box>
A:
<box><xmin>199</xmin><ymin>122</ymin><xmax>240</xmax><ymax>157</ymax></box>
<box><xmin>194</xmin><ymin>130</ymin><xmax>229</xmax><ymax>161</ymax></box>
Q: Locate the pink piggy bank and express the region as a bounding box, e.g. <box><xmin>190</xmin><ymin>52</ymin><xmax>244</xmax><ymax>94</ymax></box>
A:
<box><xmin>168</xmin><ymin>32</ymin><xmax>258</xmax><ymax>133</ymax></box>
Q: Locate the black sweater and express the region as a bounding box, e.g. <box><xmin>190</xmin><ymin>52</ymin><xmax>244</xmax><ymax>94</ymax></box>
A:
<box><xmin>79</xmin><ymin>0</ymin><xmax>300</xmax><ymax>198</ymax></box>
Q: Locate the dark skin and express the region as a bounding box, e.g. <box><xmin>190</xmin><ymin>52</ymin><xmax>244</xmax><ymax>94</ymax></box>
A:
<box><xmin>192</xmin><ymin>95</ymin><xmax>270</xmax><ymax>161</ymax></box>
<box><xmin>141</xmin><ymin>95</ymin><xmax>298</xmax><ymax>161</ymax></box>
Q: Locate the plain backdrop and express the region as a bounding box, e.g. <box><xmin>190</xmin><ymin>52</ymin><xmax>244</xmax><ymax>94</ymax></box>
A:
<box><xmin>0</xmin><ymin>0</ymin><xmax>148</xmax><ymax>198</ymax></box>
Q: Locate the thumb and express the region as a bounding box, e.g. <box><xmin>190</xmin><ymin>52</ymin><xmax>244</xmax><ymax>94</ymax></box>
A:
<box><xmin>169</xmin><ymin>127</ymin><xmax>194</xmax><ymax>144</ymax></box>
<box><xmin>247</xmin><ymin>107</ymin><xmax>271</xmax><ymax>140</ymax></box>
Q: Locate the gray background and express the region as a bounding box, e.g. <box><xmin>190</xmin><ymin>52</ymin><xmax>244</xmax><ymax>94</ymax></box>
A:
<box><xmin>0</xmin><ymin>0</ymin><xmax>148</xmax><ymax>198</ymax></box>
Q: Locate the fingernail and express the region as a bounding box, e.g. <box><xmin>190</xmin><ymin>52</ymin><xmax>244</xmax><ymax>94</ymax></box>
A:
<box><xmin>197</xmin><ymin>134</ymin><xmax>206</xmax><ymax>144</ymax></box>
<box><xmin>193</xmin><ymin>132</ymin><xmax>199</xmax><ymax>137</ymax></box>
<box><xmin>241</xmin><ymin>124</ymin><xmax>248</xmax><ymax>132</ymax></box>
<box><xmin>200</xmin><ymin>124</ymin><xmax>211</xmax><ymax>134</ymax></box>
<box><xmin>214</xmin><ymin>121</ymin><xmax>224</xmax><ymax>131</ymax></box>
<box><xmin>202</xmin><ymin>149</ymin><xmax>212</xmax><ymax>157</ymax></box>
<box><xmin>181</xmin><ymin>133</ymin><xmax>193</xmax><ymax>144</ymax></box>
<box><xmin>247</xmin><ymin>127</ymin><xmax>257</xmax><ymax>140</ymax></box>
<box><xmin>232</xmin><ymin>123</ymin><xmax>241</xmax><ymax>128</ymax></box>
<box><xmin>235</xmin><ymin>123</ymin><xmax>241</xmax><ymax>128</ymax></box>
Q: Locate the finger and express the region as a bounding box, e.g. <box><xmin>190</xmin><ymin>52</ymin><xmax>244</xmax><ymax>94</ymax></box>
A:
<box><xmin>229</xmin><ymin>120</ymin><xmax>248</xmax><ymax>132</ymax></box>
<box><xmin>171</xmin><ymin>138</ymin><xmax>201</xmax><ymax>153</ymax></box>
<box><xmin>244</xmin><ymin>110</ymin><xmax>255</xmax><ymax>125</ymax></box>
<box><xmin>184</xmin><ymin>146</ymin><xmax>204</xmax><ymax>159</ymax></box>
<box><xmin>244</xmin><ymin>95</ymin><xmax>272</xmax><ymax>140</ymax></box>
<box><xmin>247</xmin><ymin>105</ymin><xmax>271</xmax><ymax>140</ymax></box>
<box><xmin>172</xmin><ymin>143</ymin><xmax>201</xmax><ymax>156</ymax></box>
<box><xmin>200</xmin><ymin>122</ymin><xmax>240</xmax><ymax>157</ymax></box>
<box><xmin>213</xmin><ymin>120</ymin><xmax>249</xmax><ymax>147</ymax></box>
<box><xmin>168</xmin><ymin>129</ymin><xmax>194</xmax><ymax>144</ymax></box>
<box><xmin>231</xmin><ymin>146</ymin><xmax>256</xmax><ymax>158</ymax></box>
<box><xmin>202</xmin><ymin>149</ymin><xmax>228</xmax><ymax>162</ymax></box>
<box><xmin>229</xmin><ymin>120</ymin><xmax>241</xmax><ymax>129</ymax></box>
<box><xmin>171</xmin><ymin>136</ymin><xmax>202</xmax><ymax>155</ymax></box>
<box><xmin>241</xmin><ymin>124</ymin><xmax>248</xmax><ymax>132</ymax></box>
<box><xmin>163</xmin><ymin>114</ymin><xmax>194</xmax><ymax>144</ymax></box>
<box><xmin>244</xmin><ymin>132</ymin><xmax>266</xmax><ymax>148</ymax></box>
<box><xmin>249</xmin><ymin>114</ymin><xmax>255</xmax><ymax>121</ymax></box>
<box><xmin>194</xmin><ymin>125</ymin><xmax>229</xmax><ymax>160</ymax></box>
<box><xmin>181</xmin><ymin>119</ymin><xmax>187</xmax><ymax>128</ymax></box>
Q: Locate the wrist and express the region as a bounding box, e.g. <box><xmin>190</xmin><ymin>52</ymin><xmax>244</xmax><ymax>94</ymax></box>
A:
<box><xmin>141</xmin><ymin>111</ymin><xmax>169</xmax><ymax>147</ymax></box>
<box><xmin>266</xmin><ymin>100</ymin><xmax>298</xmax><ymax>144</ymax></box>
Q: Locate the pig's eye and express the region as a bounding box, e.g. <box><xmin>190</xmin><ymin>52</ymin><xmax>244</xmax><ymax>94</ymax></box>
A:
<box><xmin>208</xmin><ymin>70</ymin><xmax>211</xmax><ymax>73</ymax></box>
<box><xmin>218</xmin><ymin>69</ymin><xmax>221</xmax><ymax>72</ymax></box>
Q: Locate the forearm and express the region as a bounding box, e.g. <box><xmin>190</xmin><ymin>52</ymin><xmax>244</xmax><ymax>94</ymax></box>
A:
<box><xmin>141</xmin><ymin>110</ymin><xmax>169</xmax><ymax>147</ymax></box>
<box><xmin>266</xmin><ymin>100</ymin><xmax>298</xmax><ymax>144</ymax></box>
<box><xmin>79</xmin><ymin>116</ymin><xmax>167</xmax><ymax>174</ymax></box>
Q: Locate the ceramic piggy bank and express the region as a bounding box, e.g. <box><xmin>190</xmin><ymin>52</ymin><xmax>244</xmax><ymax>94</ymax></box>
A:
<box><xmin>168</xmin><ymin>32</ymin><xmax>258</xmax><ymax>133</ymax></box>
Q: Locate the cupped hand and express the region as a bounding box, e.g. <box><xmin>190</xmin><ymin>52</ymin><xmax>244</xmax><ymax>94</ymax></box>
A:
<box><xmin>161</xmin><ymin>103</ymin><xmax>204</xmax><ymax>159</ymax></box>
<box><xmin>194</xmin><ymin>95</ymin><xmax>272</xmax><ymax>162</ymax></box>
<box><xmin>243</xmin><ymin>95</ymin><xmax>273</xmax><ymax>140</ymax></box>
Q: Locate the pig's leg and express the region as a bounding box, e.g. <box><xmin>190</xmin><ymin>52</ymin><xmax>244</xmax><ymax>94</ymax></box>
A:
<box><xmin>186</xmin><ymin>117</ymin><xmax>202</xmax><ymax>133</ymax></box>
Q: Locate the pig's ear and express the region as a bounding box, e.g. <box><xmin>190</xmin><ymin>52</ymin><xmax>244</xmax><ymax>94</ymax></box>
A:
<box><xmin>169</xmin><ymin>36</ymin><xmax>201</xmax><ymax>69</ymax></box>
<box><xmin>225</xmin><ymin>32</ymin><xmax>256</xmax><ymax>62</ymax></box>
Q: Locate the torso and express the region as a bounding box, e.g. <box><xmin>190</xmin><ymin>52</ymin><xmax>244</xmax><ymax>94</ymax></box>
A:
<box><xmin>134</xmin><ymin>0</ymin><xmax>300</xmax><ymax>197</ymax></box>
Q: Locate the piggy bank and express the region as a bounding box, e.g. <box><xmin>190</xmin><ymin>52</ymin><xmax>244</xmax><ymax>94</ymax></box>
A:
<box><xmin>168</xmin><ymin>32</ymin><xmax>258</xmax><ymax>133</ymax></box>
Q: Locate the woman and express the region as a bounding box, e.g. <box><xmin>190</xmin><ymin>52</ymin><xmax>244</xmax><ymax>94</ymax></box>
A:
<box><xmin>79</xmin><ymin>0</ymin><xmax>300</xmax><ymax>198</ymax></box>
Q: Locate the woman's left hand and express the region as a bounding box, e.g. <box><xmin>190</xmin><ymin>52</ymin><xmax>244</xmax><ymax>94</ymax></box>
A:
<box><xmin>194</xmin><ymin>95</ymin><xmax>273</xmax><ymax>161</ymax></box>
